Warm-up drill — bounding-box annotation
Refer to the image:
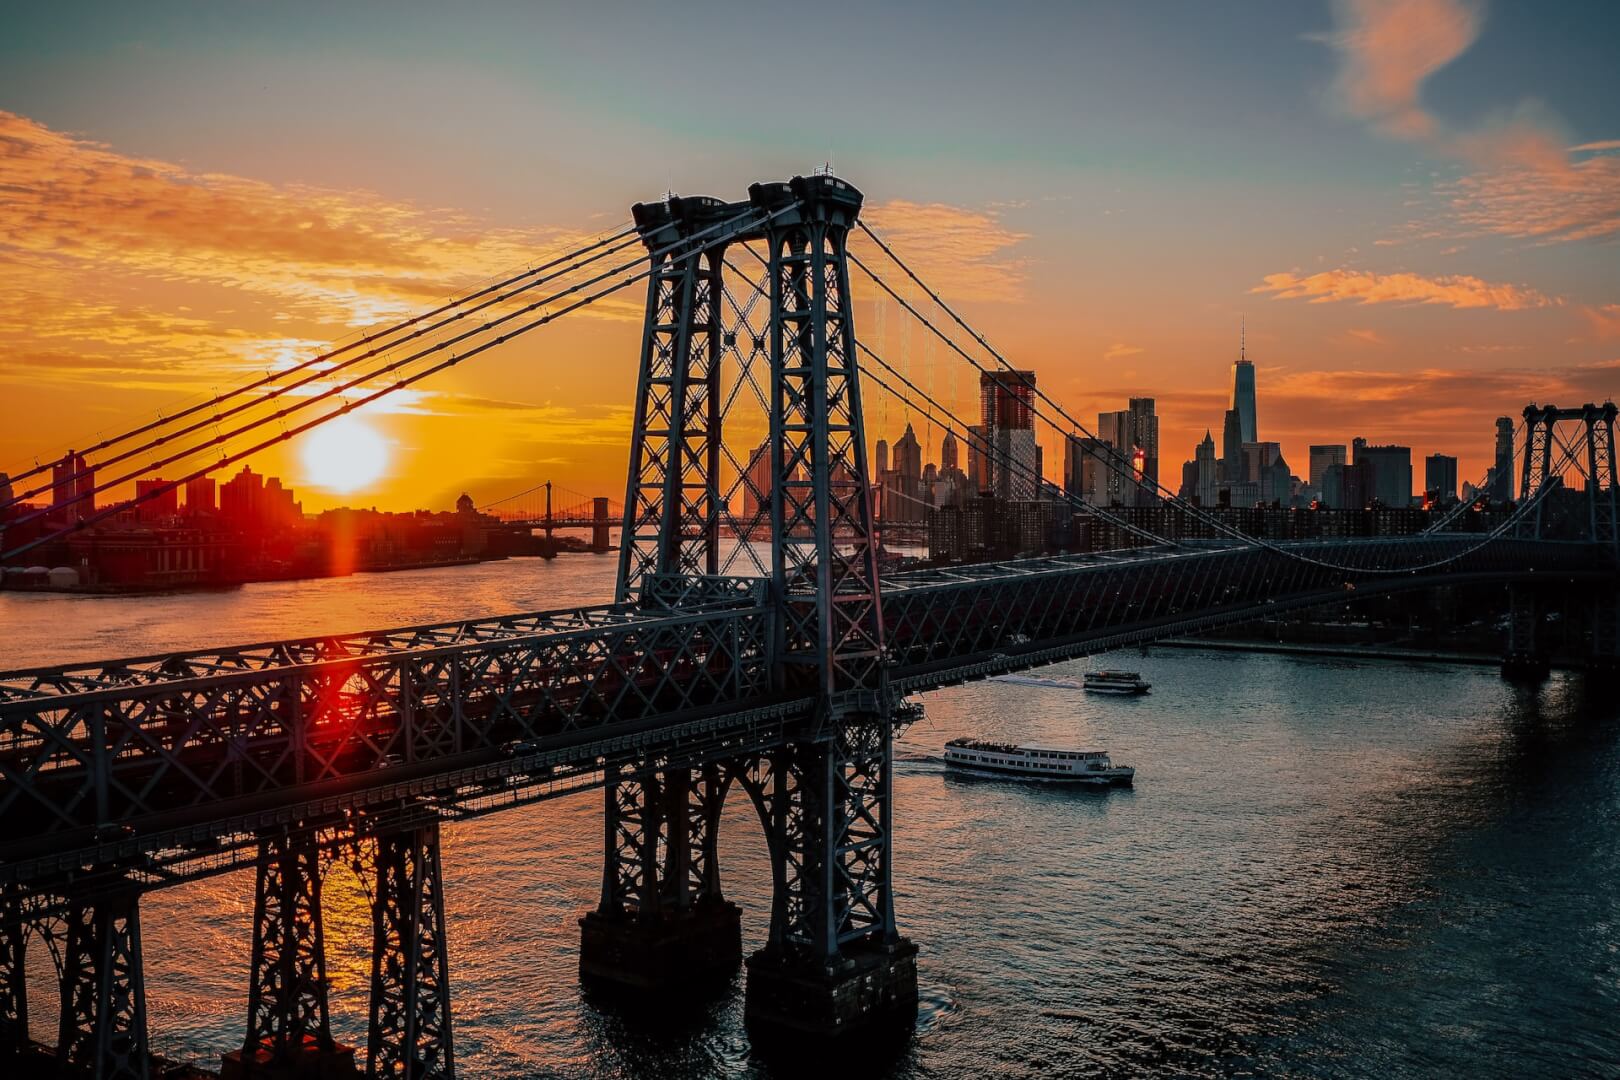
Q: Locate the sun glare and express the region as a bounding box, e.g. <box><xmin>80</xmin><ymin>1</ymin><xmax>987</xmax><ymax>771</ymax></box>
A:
<box><xmin>300</xmin><ymin>415</ymin><xmax>391</xmax><ymax>494</ymax></box>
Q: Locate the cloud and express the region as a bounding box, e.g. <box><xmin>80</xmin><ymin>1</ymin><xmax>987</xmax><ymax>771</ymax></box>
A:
<box><xmin>1103</xmin><ymin>343</ymin><xmax>1144</xmax><ymax>361</ymax></box>
<box><xmin>1438</xmin><ymin>114</ymin><xmax>1620</xmax><ymax>243</ymax></box>
<box><xmin>1252</xmin><ymin>268</ymin><xmax>1558</xmax><ymax>310</ymax></box>
<box><xmin>1584</xmin><ymin>304</ymin><xmax>1620</xmax><ymax>341</ymax></box>
<box><xmin>855</xmin><ymin>200</ymin><xmax>1029</xmax><ymax>303</ymax></box>
<box><xmin>1316</xmin><ymin>0</ymin><xmax>1482</xmax><ymax>140</ymax></box>
<box><xmin>0</xmin><ymin>109</ymin><xmax>630</xmax><ymax>399</ymax></box>
<box><xmin>1345</xmin><ymin>327</ymin><xmax>1388</xmax><ymax>345</ymax></box>
<box><xmin>1315</xmin><ymin>2</ymin><xmax>1620</xmax><ymax>244</ymax></box>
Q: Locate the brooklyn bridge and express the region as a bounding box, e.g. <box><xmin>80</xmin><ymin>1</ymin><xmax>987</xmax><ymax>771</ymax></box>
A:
<box><xmin>1</xmin><ymin>174</ymin><xmax>1616</xmax><ymax>1078</ymax></box>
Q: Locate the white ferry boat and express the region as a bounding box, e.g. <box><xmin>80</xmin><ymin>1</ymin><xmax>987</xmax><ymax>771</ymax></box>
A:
<box><xmin>1082</xmin><ymin>670</ymin><xmax>1151</xmax><ymax>695</ymax></box>
<box><xmin>943</xmin><ymin>739</ymin><xmax>1134</xmax><ymax>786</ymax></box>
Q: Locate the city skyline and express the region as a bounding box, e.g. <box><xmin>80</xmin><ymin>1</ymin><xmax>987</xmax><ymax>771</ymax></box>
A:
<box><xmin>2</xmin><ymin>1</ymin><xmax>1617</xmax><ymax>512</ymax></box>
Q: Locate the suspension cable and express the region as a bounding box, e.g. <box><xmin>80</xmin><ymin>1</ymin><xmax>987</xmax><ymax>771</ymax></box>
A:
<box><xmin>3</xmin><ymin>207</ymin><xmax>784</xmax><ymax>561</ymax></box>
<box><xmin>5</xmin><ymin>225</ymin><xmax>645</xmax><ymax>511</ymax></box>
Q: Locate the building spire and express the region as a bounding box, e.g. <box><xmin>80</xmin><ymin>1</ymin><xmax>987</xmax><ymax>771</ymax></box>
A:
<box><xmin>1240</xmin><ymin>315</ymin><xmax>1246</xmax><ymax>363</ymax></box>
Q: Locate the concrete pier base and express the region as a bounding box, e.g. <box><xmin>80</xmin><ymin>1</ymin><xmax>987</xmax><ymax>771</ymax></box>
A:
<box><xmin>220</xmin><ymin>1038</ymin><xmax>359</xmax><ymax>1079</ymax></box>
<box><xmin>743</xmin><ymin>938</ymin><xmax>918</xmax><ymax>1046</ymax></box>
<box><xmin>1501</xmin><ymin>653</ymin><xmax>1551</xmax><ymax>681</ymax></box>
<box><xmin>578</xmin><ymin>900</ymin><xmax>742</xmax><ymax>993</ymax></box>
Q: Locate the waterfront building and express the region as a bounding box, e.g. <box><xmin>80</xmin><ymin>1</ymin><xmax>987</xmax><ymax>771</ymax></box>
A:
<box><xmin>134</xmin><ymin>478</ymin><xmax>179</xmax><ymax>521</ymax></box>
<box><xmin>185</xmin><ymin>476</ymin><xmax>217</xmax><ymax>515</ymax></box>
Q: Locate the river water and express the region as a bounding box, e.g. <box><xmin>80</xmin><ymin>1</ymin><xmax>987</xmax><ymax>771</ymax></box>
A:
<box><xmin>3</xmin><ymin>556</ymin><xmax>1617</xmax><ymax>1078</ymax></box>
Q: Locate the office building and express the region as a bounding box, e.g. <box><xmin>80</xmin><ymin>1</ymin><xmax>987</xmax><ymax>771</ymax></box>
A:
<box><xmin>1308</xmin><ymin>445</ymin><xmax>1347</xmax><ymax>493</ymax></box>
<box><xmin>1425</xmin><ymin>454</ymin><xmax>1458</xmax><ymax>505</ymax></box>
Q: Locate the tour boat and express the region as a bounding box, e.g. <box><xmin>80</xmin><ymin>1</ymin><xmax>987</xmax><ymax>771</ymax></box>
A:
<box><xmin>1082</xmin><ymin>670</ymin><xmax>1151</xmax><ymax>695</ymax></box>
<box><xmin>943</xmin><ymin>738</ymin><xmax>1134</xmax><ymax>786</ymax></box>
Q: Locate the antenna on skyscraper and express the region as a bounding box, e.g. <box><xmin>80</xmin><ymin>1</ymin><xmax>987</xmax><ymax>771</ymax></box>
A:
<box><xmin>1240</xmin><ymin>315</ymin><xmax>1246</xmax><ymax>362</ymax></box>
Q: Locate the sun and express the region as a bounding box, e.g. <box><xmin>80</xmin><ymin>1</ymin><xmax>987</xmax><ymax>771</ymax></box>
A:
<box><xmin>299</xmin><ymin>415</ymin><xmax>391</xmax><ymax>494</ymax></box>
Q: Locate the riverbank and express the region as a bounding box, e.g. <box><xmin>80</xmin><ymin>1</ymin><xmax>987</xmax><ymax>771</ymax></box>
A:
<box><xmin>1150</xmin><ymin>636</ymin><xmax>1595</xmax><ymax>671</ymax></box>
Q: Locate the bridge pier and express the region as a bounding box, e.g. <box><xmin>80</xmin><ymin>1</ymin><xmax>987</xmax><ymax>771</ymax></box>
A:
<box><xmin>366</xmin><ymin>822</ymin><xmax>454</xmax><ymax>1080</ymax></box>
<box><xmin>1503</xmin><ymin>584</ymin><xmax>1551</xmax><ymax>680</ymax></box>
<box><xmin>740</xmin><ymin>721</ymin><xmax>918</xmax><ymax>1048</ymax></box>
<box><xmin>57</xmin><ymin>891</ymin><xmax>150</xmax><ymax>1079</ymax></box>
<box><xmin>0</xmin><ymin>896</ymin><xmax>27</xmax><ymax>1064</ymax></box>
<box><xmin>579</xmin><ymin>763</ymin><xmax>742</xmax><ymax>995</ymax></box>
<box><xmin>222</xmin><ymin>833</ymin><xmax>357</xmax><ymax>1080</ymax></box>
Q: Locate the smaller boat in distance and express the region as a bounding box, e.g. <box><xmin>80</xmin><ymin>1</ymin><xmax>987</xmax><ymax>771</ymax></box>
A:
<box><xmin>943</xmin><ymin>739</ymin><xmax>1134</xmax><ymax>786</ymax></box>
<box><xmin>1082</xmin><ymin>670</ymin><xmax>1151</xmax><ymax>695</ymax></box>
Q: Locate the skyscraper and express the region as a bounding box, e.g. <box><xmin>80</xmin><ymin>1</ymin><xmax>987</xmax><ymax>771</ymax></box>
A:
<box><xmin>1098</xmin><ymin>409</ymin><xmax>1133</xmax><ymax>506</ymax></box>
<box><xmin>1353</xmin><ymin>439</ymin><xmax>1414</xmax><ymax>508</ymax></box>
<box><xmin>874</xmin><ymin>438</ymin><xmax>889</xmax><ymax>478</ymax></box>
<box><xmin>1221</xmin><ymin>408</ymin><xmax>1244</xmax><ymax>486</ymax></box>
<box><xmin>1308</xmin><ymin>445</ymin><xmax>1347</xmax><ymax>493</ymax></box>
<box><xmin>1230</xmin><ymin>327</ymin><xmax>1257</xmax><ymax>444</ymax></box>
<box><xmin>742</xmin><ymin>438</ymin><xmax>772</xmax><ymax>520</ymax></box>
<box><xmin>939</xmin><ymin>430</ymin><xmax>959</xmax><ymax>472</ymax></box>
<box><xmin>1491</xmin><ymin>416</ymin><xmax>1515</xmax><ymax>502</ymax></box>
<box><xmin>980</xmin><ymin>371</ymin><xmax>1039</xmax><ymax>500</ymax></box>
<box><xmin>1179</xmin><ymin>430</ymin><xmax>1219</xmax><ymax>506</ymax></box>
<box><xmin>1128</xmin><ymin>397</ymin><xmax>1159</xmax><ymax>503</ymax></box>
<box><xmin>1425</xmin><ymin>453</ymin><xmax>1458</xmax><ymax>504</ymax></box>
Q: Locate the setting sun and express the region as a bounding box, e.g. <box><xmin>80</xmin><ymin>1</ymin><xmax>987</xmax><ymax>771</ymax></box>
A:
<box><xmin>299</xmin><ymin>414</ymin><xmax>391</xmax><ymax>494</ymax></box>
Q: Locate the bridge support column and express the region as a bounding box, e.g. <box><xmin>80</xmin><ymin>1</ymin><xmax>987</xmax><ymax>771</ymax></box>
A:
<box><xmin>222</xmin><ymin>834</ymin><xmax>357</xmax><ymax>1080</ymax></box>
<box><xmin>366</xmin><ymin>823</ymin><xmax>453</xmax><ymax>1080</ymax></box>
<box><xmin>579</xmin><ymin>763</ymin><xmax>741</xmax><ymax>995</ymax></box>
<box><xmin>1</xmin><ymin>896</ymin><xmax>27</xmax><ymax>1063</ymax></box>
<box><xmin>742</xmin><ymin>716</ymin><xmax>918</xmax><ymax>1048</ymax></box>
<box><xmin>56</xmin><ymin>891</ymin><xmax>149</xmax><ymax>1079</ymax></box>
<box><xmin>1503</xmin><ymin>584</ymin><xmax>1550</xmax><ymax>681</ymax></box>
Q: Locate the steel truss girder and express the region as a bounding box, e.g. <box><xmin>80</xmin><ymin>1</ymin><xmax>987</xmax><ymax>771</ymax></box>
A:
<box><xmin>617</xmin><ymin>196</ymin><xmax>731</xmax><ymax>604</ymax></box>
<box><xmin>366</xmin><ymin>823</ymin><xmax>452</xmax><ymax>1080</ymax></box>
<box><xmin>597</xmin><ymin>761</ymin><xmax>726</xmax><ymax>919</ymax></box>
<box><xmin>242</xmin><ymin>832</ymin><xmax>336</xmax><ymax>1067</ymax></box>
<box><xmin>58</xmin><ymin>891</ymin><xmax>149</xmax><ymax>1079</ymax></box>
<box><xmin>755</xmin><ymin>176</ymin><xmax>885</xmax><ymax>697</ymax></box>
<box><xmin>0</xmin><ymin>603</ymin><xmax>772</xmax><ymax>844</ymax></box>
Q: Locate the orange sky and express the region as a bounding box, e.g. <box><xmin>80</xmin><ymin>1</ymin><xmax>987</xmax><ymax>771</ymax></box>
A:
<box><xmin>2</xmin><ymin>2</ymin><xmax>1617</xmax><ymax>510</ymax></box>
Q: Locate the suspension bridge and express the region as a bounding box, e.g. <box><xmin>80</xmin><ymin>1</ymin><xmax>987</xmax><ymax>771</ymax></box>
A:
<box><xmin>1</xmin><ymin>173</ymin><xmax>1615</xmax><ymax>1079</ymax></box>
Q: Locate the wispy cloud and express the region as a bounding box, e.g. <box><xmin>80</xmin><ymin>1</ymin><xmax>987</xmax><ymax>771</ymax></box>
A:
<box><xmin>0</xmin><ymin>110</ymin><xmax>624</xmax><ymax>396</ymax></box>
<box><xmin>1316</xmin><ymin>0</ymin><xmax>1482</xmax><ymax>140</ymax></box>
<box><xmin>857</xmin><ymin>200</ymin><xmax>1030</xmax><ymax>303</ymax></box>
<box><xmin>1315</xmin><ymin>2</ymin><xmax>1620</xmax><ymax>245</ymax></box>
<box><xmin>1103</xmin><ymin>343</ymin><xmax>1144</xmax><ymax>361</ymax></box>
<box><xmin>1252</xmin><ymin>268</ymin><xmax>1558</xmax><ymax>310</ymax></box>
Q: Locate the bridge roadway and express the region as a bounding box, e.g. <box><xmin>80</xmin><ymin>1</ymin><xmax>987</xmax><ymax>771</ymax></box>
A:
<box><xmin>0</xmin><ymin>534</ymin><xmax>1608</xmax><ymax>912</ymax></box>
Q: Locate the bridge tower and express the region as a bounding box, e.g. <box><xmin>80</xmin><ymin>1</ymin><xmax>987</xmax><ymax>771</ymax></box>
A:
<box><xmin>587</xmin><ymin>175</ymin><xmax>916</xmax><ymax>1043</ymax></box>
<box><xmin>583</xmin><ymin>194</ymin><xmax>744</xmax><ymax>993</ymax></box>
<box><xmin>738</xmin><ymin>174</ymin><xmax>915</xmax><ymax>1043</ymax></box>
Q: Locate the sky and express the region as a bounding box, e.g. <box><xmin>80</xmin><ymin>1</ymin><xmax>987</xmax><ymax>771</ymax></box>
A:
<box><xmin>1</xmin><ymin>0</ymin><xmax>1617</xmax><ymax>511</ymax></box>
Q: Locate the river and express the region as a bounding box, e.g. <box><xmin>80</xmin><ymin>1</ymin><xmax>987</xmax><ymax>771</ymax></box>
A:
<box><xmin>3</xmin><ymin>556</ymin><xmax>1617</xmax><ymax>1077</ymax></box>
